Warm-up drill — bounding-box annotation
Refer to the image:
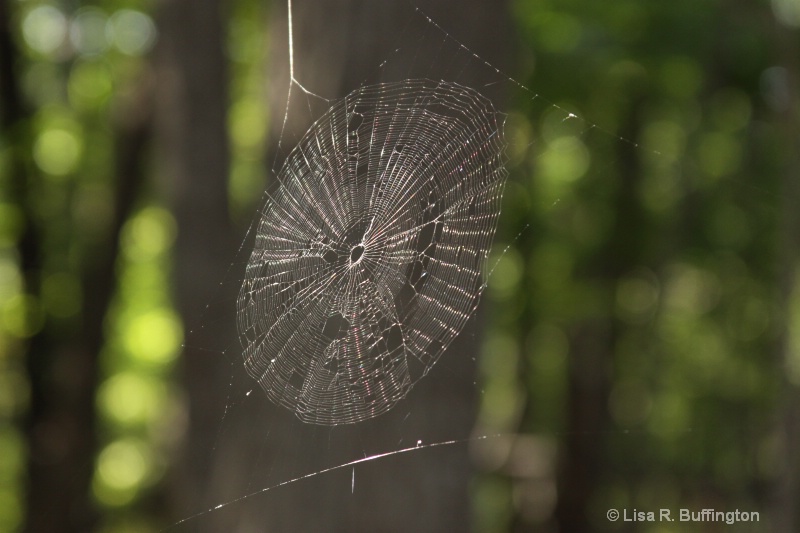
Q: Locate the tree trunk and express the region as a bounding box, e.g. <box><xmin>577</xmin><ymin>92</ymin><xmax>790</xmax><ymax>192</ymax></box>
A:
<box><xmin>554</xmin><ymin>103</ymin><xmax>645</xmax><ymax>532</ymax></box>
<box><xmin>256</xmin><ymin>2</ymin><xmax>510</xmax><ymax>530</ymax></box>
<box><xmin>154</xmin><ymin>0</ymin><xmax>237</xmax><ymax>526</ymax></box>
<box><xmin>163</xmin><ymin>1</ymin><xmax>511</xmax><ymax>531</ymax></box>
<box><xmin>769</xmin><ymin>17</ymin><xmax>800</xmax><ymax>533</ymax></box>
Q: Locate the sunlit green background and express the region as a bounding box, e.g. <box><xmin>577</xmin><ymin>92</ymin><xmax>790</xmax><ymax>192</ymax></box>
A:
<box><xmin>1</xmin><ymin>0</ymin><xmax>799</xmax><ymax>531</ymax></box>
<box><xmin>1</xmin><ymin>0</ymin><xmax>268</xmax><ymax>529</ymax></box>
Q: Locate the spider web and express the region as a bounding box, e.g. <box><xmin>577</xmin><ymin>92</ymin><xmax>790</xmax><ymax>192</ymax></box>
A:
<box><xmin>237</xmin><ymin>79</ymin><xmax>507</xmax><ymax>425</ymax></box>
<box><xmin>170</xmin><ymin>1</ymin><xmax>641</xmax><ymax>530</ymax></box>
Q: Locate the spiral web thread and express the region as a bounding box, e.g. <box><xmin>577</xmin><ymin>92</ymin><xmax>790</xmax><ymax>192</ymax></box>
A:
<box><xmin>236</xmin><ymin>79</ymin><xmax>507</xmax><ymax>425</ymax></box>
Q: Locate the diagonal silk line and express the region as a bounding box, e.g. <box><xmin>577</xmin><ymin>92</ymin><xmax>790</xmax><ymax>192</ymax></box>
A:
<box><xmin>165</xmin><ymin>435</ymin><xmax>497</xmax><ymax>530</ymax></box>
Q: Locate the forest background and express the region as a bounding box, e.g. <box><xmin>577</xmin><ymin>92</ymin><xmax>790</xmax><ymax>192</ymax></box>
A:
<box><xmin>0</xmin><ymin>0</ymin><xmax>799</xmax><ymax>531</ymax></box>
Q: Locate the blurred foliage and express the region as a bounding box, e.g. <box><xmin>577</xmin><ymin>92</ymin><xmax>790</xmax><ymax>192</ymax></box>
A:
<box><xmin>1</xmin><ymin>0</ymin><xmax>173</xmax><ymax>531</ymax></box>
<box><xmin>91</xmin><ymin>205</ymin><xmax>179</xmax><ymax>517</ymax></box>
<box><xmin>472</xmin><ymin>0</ymin><xmax>799</xmax><ymax>530</ymax></box>
<box><xmin>0</xmin><ymin>0</ymin><xmax>273</xmax><ymax>527</ymax></box>
<box><xmin>1</xmin><ymin>0</ymin><xmax>798</xmax><ymax>531</ymax></box>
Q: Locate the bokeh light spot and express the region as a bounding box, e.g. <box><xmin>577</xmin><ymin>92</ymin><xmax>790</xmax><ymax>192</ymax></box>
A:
<box><xmin>70</xmin><ymin>8</ymin><xmax>110</xmax><ymax>57</ymax></box>
<box><xmin>94</xmin><ymin>439</ymin><xmax>152</xmax><ymax>506</ymax></box>
<box><xmin>33</xmin><ymin>128</ymin><xmax>83</xmax><ymax>177</ymax></box>
<box><xmin>2</xmin><ymin>294</ymin><xmax>44</xmax><ymax>338</ymax></box>
<box><xmin>107</xmin><ymin>10</ymin><xmax>158</xmax><ymax>56</ymax></box>
<box><xmin>0</xmin><ymin>258</ymin><xmax>22</xmax><ymax>303</ymax></box>
<box><xmin>122</xmin><ymin>309</ymin><xmax>182</xmax><ymax>366</ymax></box>
<box><xmin>772</xmin><ymin>0</ymin><xmax>800</xmax><ymax>27</ymax></box>
<box><xmin>98</xmin><ymin>372</ymin><xmax>163</xmax><ymax>426</ymax></box>
<box><xmin>68</xmin><ymin>61</ymin><xmax>114</xmax><ymax>110</ymax></box>
<box><xmin>488</xmin><ymin>246</ymin><xmax>523</xmax><ymax>301</ymax></box>
<box><xmin>539</xmin><ymin>136</ymin><xmax>590</xmax><ymax>185</ymax></box>
<box><xmin>230</xmin><ymin>99</ymin><xmax>267</xmax><ymax>150</ymax></box>
<box><xmin>22</xmin><ymin>6</ymin><xmax>68</xmax><ymax>56</ymax></box>
<box><xmin>121</xmin><ymin>208</ymin><xmax>177</xmax><ymax>262</ymax></box>
<box><xmin>663</xmin><ymin>264</ymin><xmax>721</xmax><ymax>316</ymax></box>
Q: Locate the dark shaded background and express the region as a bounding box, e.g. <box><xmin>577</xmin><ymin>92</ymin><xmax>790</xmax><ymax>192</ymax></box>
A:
<box><xmin>0</xmin><ymin>0</ymin><xmax>798</xmax><ymax>531</ymax></box>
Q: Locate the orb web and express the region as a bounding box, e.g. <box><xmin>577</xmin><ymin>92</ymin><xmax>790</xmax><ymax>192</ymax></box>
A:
<box><xmin>237</xmin><ymin>79</ymin><xmax>507</xmax><ymax>425</ymax></box>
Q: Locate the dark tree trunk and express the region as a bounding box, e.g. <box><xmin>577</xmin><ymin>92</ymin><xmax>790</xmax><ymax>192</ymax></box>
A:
<box><xmin>554</xmin><ymin>103</ymin><xmax>645</xmax><ymax>532</ymax></box>
<box><xmin>162</xmin><ymin>1</ymin><xmax>511</xmax><ymax>531</ymax></box>
<box><xmin>154</xmin><ymin>0</ymin><xmax>237</xmax><ymax>526</ymax></box>
<box><xmin>769</xmin><ymin>18</ymin><xmax>800</xmax><ymax>533</ymax></box>
<box><xmin>256</xmin><ymin>2</ymin><xmax>511</xmax><ymax>531</ymax></box>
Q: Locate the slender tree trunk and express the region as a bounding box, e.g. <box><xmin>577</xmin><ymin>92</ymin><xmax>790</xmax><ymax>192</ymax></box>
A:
<box><xmin>154</xmin><ymin>0</ymin><xmax>237</xmax><ymax>527</ymax></box>
<box><xmin>554</xmin><ymin>103</ymin><xmax>645</xmax><ymax>532</ymax></box>
<box><xmin>769</xmin><ymin>18</ymin><xmax>800</xmax><ymax>533</ymax></box>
